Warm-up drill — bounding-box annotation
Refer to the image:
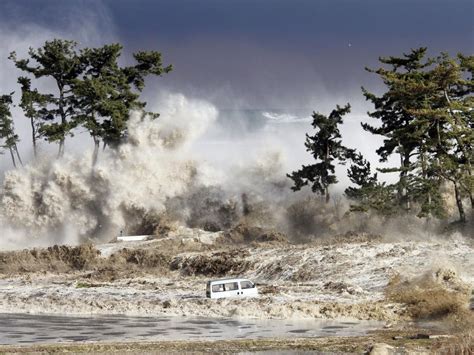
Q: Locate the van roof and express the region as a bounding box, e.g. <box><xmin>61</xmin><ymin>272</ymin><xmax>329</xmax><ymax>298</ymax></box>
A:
<box><xmin>208</xmin><ymin>278</ymin><xmax>251</xmax><ymax>284</ymax></box>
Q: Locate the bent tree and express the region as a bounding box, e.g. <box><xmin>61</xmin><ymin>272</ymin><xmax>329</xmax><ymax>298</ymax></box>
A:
<box><xmin>74</xmin><ymin>44</ymin><xmax>172</xmax><ymax>164</ymax></box>
<box><xmin>362</xmin><ymin>48</ymin><xmax>436</xmax><ymax>212</ymax></box>
<box><xmin>9</xmin><ymin>39</ymin><xmax>84</xmax><ymax>157</ymax></box>
<box><xmin>0</xmin><ymin>94</ymin><xmax>23</xmax><ymax>168</ymax></box>
<box><xmin>9</xmin><ymin>39</ymin><xmax>172</xmax><ymax>162</ymax></box>
<box><xmin>288</xmin><ymin>104</ymin><xmax>353</xmax><ymax>203</ymax></box>
<box><xmin>361</xmin><ymin>48</ymin><xmax>473</xmax><ymax>222</ymax></box>
<box><xmin>17</xmin><ymin>77</ymin><xmax>52</xmax><ymax>158</ymax></box>
<box><xmin>410</xmin><ymin>53</ymin><xmax>474</xmax><ymax>222</ymax></box>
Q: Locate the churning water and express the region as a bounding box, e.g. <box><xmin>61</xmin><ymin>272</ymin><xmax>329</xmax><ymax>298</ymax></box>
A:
<box><xmin>0</xmin><ymin>313</ymin><xmax>382</xmax><ymax>345</ymax></box>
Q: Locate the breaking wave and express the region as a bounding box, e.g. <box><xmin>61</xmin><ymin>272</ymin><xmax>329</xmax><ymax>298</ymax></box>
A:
<box><xmin>262</xmin><ymin>111</ymin><xmax>311</xmax><ymax>124</ymax></box>
<box><xmin>0</xmin><ymin>93</ymin><xmax>218</xmax><ymax>249</ymax></box>
<box><xmin>0</xmin><ymin>93</ymin><xmax>468</xmax><ymax>251</ymax></box>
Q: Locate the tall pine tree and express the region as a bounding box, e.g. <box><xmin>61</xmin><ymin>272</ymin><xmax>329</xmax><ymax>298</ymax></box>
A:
<box><xmin>0</xmin><ymin>94</ymin><xmax>23</xmax><ymax>168</ymax></box>
<box><xmin>409</xmin><ymin>53</ymin><xmax>473</xmax><ymax>222</ymax></box>
<box><xmin>17</xmin><ymin>77</ymin><xmax>52</xmax><ymax>158</ymax></box>
<box><xmin>74</xmin><ymin>44</ymin><xmax>172</xmax><ymax>164</ymax></box>
<box><xmin>10</xmin><ymin>39</ymin><xmax>172</xmax><ymax>161</ymax></box>
<box><xmin>362</xmin><ymin>48</ymin><xmax>472</xmax><ymax>222</ymax></box>
<box><xmin>9</xmin><ymin>39</ymin><xmax>84</xmax><ymax>157</ymax></box>
<box><xmin>288</xmin><ymin>104</ymin><xmax>353</xmax><ymax>202</ymax></box>
<box><xmin>362</xmin><ymin>48</ymin><xmax>435</xmax><ymax>212</ymax></box>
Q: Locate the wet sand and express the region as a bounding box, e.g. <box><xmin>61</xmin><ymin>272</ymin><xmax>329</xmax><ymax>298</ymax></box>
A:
<box><xmin>0</xmin><ymin>328</ymin><xmax>471</xmax><ymax>354</ymax></box>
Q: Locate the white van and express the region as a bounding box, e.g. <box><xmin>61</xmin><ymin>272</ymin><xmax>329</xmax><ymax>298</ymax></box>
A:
<box><xmin>206</xmin><ymin>278</ymin><xmax>258</xmax><ymax>299</ymax></box>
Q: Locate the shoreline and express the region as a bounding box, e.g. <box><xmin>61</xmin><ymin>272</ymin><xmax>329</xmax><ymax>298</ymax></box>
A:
<box><xmin>0</xmin><ymin>329</ymin><xmax>471</xmax><ymax>354</ymax></box>
<box><xmin>0</xmin><ymin>232</ymin><xmax>472</xmax><ymax>353</ymax></box>
<box><xmin>1</xmin><ymin>235</ymin><xmax>472</xmax><ymax>322</ymax></box>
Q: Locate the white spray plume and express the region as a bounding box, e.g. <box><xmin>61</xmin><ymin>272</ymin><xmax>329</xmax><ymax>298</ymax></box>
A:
<box><xmin>0</xmin><ymin>93</ymin><xmax>218</xmax><ymax>249</ymax></box>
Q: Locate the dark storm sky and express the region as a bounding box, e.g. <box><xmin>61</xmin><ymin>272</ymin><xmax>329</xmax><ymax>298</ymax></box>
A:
<box><xmin>1</xmin><ymin>0</ymin><xmax>473</xmax><ymax>109</ymax></box>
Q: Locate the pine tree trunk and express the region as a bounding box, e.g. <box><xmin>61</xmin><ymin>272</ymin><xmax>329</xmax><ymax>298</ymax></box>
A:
<box><xmin>9</xmin><ymin>147</ymin><xmax>17</xmax><ymax>168</ymax></box>
<box><xmin>399</xmin><ymin>151</ymin><xmax>411</xmax><ymax>210</ymax></box>
<box><xmin>58</xmin><ymin>85</ymin><xmax>66</xmax><ymax>158</ymax></box>
<box><xmin>57</xmin><ymin>141</ymin><xmax>64</xmax><ymax>158</ymax></box>
<box><xmin>30</xmin><ymin>117</ymin><xmax>37</xmax><ymax>158</ymax></box>
<box><xmin>454</xmin><ymin>182</ymin><xmax>466</xmax><ymax>223</ymax></box>
<box><xmin>14</xmin><ymin>144</ymin><xmax>23</xmax><ymax>166</ymax></box>
<box><xmin>398</xmin><ymin>153</ymin><xmax>404</xmax><ymax>202</ymax></box>
<box><xmin>445</xmin><ymin>89</ymin><xmax>473</xmax><ymax>213</ymax></box>
<box><xmin>466</xmin><ymin>179</ymin><xmax>473</xmax><ymax>211</ymax></box>
<box><xmin>325</xmin><ymin>144</ymin><xmax>330</xmax><ymax>203</ymax></box>
<box><xmin>420</xmin><ymin>149</ymin><xmax>432</xmax><ymax>211</ymax></box>
<box><xmin>92</xmin><ymin>137</ymin><xmax>100</xmax><ymax>166</ymax></box>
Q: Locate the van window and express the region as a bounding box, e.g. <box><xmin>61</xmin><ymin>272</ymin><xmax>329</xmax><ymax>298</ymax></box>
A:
<box><xmin>240</xmin><ymin>281</ymin><xmax>254</xmax><ymax>289</ymax></box>
<box><xmin>212</xmin><ymin>284</ymin><xmax>225</xmax><ymax>292</ymax></box>
<box><xmin>224</xmin><ymin>282</ymin><xmax>239</xmax><ymax>291</ymax></box>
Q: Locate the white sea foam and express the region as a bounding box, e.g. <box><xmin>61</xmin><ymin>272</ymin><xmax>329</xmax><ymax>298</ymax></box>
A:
<box><xmin>0</xmin><ymin>93</ymin><xmax>218</xmax><ymax>249</ymax></box>
<box><xmin>262</xmin><ymin>111</ymin><xmax>311</xmax><ymax>124</ymax></box>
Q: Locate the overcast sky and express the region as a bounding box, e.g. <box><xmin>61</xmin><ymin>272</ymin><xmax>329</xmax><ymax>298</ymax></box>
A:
<box><xmin>1</xmin><ymin>0</ymin><xmax>473</xmax><ymax>110</ymax></box>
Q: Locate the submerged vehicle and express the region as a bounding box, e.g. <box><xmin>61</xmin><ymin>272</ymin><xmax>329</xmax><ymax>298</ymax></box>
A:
<box><xmin>206</xmin><ymin>278</ymin><xmax>258</xmax><ymax>299</ymax></box>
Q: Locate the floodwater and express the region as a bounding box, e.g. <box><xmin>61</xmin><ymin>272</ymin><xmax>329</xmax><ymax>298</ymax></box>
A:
<box><xmin>0</xmin><ymin>313</ymin><xmax>382</xmax><ymax>345</ymax></box>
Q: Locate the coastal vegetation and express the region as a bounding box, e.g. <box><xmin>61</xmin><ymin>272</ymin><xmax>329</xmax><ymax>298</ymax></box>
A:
<box><xmin>3</xmin><ymin>39</ymin><xmax>171</xmax><ymax>162</ymax></box>
<box><xmin>1</xmin><ymin>42</ymin><xmax>472</xmax><ymax>224</ymax></box>
<box><xmin>290</xmin><ymin>48</ymin><xmax>473</xmax><ymax>223</ymax></box>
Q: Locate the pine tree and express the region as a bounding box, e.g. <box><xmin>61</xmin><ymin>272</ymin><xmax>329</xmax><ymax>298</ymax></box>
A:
<box><xmin>345</xmin><ymin>152</ymin><xmax>397</xmax><ymax>214</ymax></box>
<box><xmin>0</xmin><ymin>94</ymin><xmax>23</xmax><ymax>168</ymax></box>
<box><xmin>74</xmin><ymin>44</ymin><xmax>172</xmax><ymax>164</ymax></box>
<box><xmin>9</xmin><ymin>39</ymin><xmax>84</xmax><ymax>157</ymax></box>
<box><xmin>10</xmin><ymin>39</ymin><xmax>172</xmax><ymax>162</ymax></box>
<box><xmin>288</xmin><ymin>104</ymin><xmax>353</xmax><ymax>202</ymax></box>
<box><xmin>409</xmin><ymin>53</ymin><xmax>473</xmax><ymax>222</ymax></box>
<box><xmin>73</xmin><ymin>43</ymin><xmax>133</xmax><ymax>164</ymax></box>
<box><xmin>362</xmin><ymin>48</ymin><xmax>473</xmax><ymax>222</ymax></box>
<box><xmin>362</xmin><ymin>48</ymin><xmax>435</xmax><ymax>212</ymax></box>
<box><xmin>17</xmin><ymin>77</ymin><xmax>52</xmax><ymax>157</ymax></box>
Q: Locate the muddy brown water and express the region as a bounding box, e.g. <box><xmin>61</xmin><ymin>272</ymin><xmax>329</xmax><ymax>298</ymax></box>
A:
<box><xmin>0</xmin><ymin>313</ymin><xmax>383</xmax><ymax>345</ymax></box>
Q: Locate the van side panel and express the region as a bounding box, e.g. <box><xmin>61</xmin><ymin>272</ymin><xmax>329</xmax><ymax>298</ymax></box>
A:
<box><xmin>239</xmin><ymin>280</ymin><xmax>258</xmax><ymax>297</ymax></box>
<box><xmin>207</xmin><ymin>279</ymin><xmax>259</xmax><ymax>299</ymax></box>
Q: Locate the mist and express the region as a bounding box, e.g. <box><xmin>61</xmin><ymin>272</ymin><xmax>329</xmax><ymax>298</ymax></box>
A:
<box><xmin>1</xmin><ymin>1</ymin><xmax>471</xmax><ymax>251</ymax></box>
<box><xmin>0</xmin><ymin>89</ymin><xmax>450</xmax><ymax>250</ymax></box>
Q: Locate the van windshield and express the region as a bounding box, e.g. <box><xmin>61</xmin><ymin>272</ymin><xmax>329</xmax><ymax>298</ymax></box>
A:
<box><xmin>240</xmin><ymin>280</ymin><xmax>254</xmax><ymax>289</ymax></box>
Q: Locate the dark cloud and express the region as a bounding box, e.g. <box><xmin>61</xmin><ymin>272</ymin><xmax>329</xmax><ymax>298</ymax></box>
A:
<box><xmin>1</xmin><ymin>0</ymin><xmax>473</xmax><ymax>108</ymax></box>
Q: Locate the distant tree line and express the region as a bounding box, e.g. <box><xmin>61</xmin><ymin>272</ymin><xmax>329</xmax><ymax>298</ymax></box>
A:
<box><xmin>289</xmin><ymin>48</ymin><xmax>473</xmax><ymax>224</ymax></box>
<box><xmin>0</xmin><ymin>39</ymin><xmax>171</xmax><ymax>165</ymax></box>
